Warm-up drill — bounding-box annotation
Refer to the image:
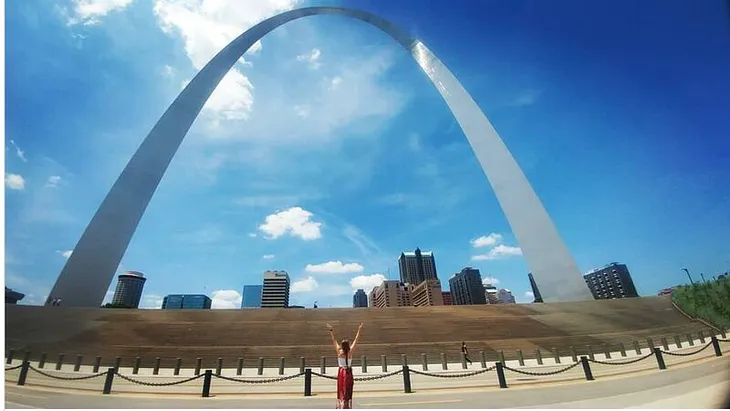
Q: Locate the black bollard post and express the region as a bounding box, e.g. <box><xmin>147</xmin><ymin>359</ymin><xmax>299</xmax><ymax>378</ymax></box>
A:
<box><xmin>687</xmin><ymin>333</ymin><xmax>695</xmax><ymax>346</ymax></box>
<box><xmin>496</xmin><ymin>362</ymin><xmax>508</xmax><ymax>388</ymax></box>
<box><xmin>237</xmin><ymin>358</ymin><xmax>244</xmax><ymax>375</ymax></box>
<box><xmin>381</xmin><ymin>355</ymin><xmax>387</xmax><ymax>372</ymax></box>
<box><xmin>153</xmin><ymin>357</ymin><xmax>161</xmax><ymax>375</ymax></box>
<box><xmin>461</xmin><ymin>353</ymin><xmax>467</xmax><ymax>369</ymax></box>
<box><xmin>674</xmin><ymin>335</ymin><xmax>682</xmax><ymax>349</ymax></box>
<box><xmin>580</xmin><ymin>356</ymin><xmax>594</xmax><ymax>381</ymax></box>
<box><xmin>633</xmin><ymin>341</ymin><xmax>642</xmax><ymax>355</ymax></box>
<box><xmin>6</xmin><ymin>350</ymin><xmax>14</xmax><ymax>365</ymax></box>
<box><xmin>699</xmin><ymin>331</ymin><xmax>706</xmax><ymax>344</ymax></box>
<box><xmin>401</xmin><ymin>353</ymin><xmax>408</xmax><ymax>367</ymax></box>
<box><xmin>497</xmin><ymin>350</ymin><xmax>505</xmax><ymax>364</ymax></box>
<box><xmin>39</xmin><ymin>353</ymin><xmax>47</xmax><ymax>369</ymax></box>
<box><xmin>711</xmin><ymin>336</ymin><xmax>723</xmax><ymax>357</ymax></box>
<box><xmin>603</xmin><ymin>345</ymin><xmax>611</xmax><ymax>359</ymax></box>
<box><xmin>133</xmin><ymin>357</ymin><xmax>141</xmax><ymax>375</ymax></box>
<box><xmin>23</xmin><ymin>351</ymin><xmax>32</xmax><ymax>364</ymax></box>
<box><xmin>480</xmin><ymin>351</ymin><xmax>487</xmax><ymax>369</ymax></box>
<box><xmin>421</xmin><ymin>353</ymin><xmax>428</xmax><ymax>371</ymax></box>
<box><xmin>17</xmin><ymin>361</ymin><xmax>30</xmax><ymax>386</ymax></box>
<box><xmin>258</xmin><ymin>357</ymin><xmax>265</xmax><ymax>376</ymax></box>
<box><xmin>320</xmin><ymin>357</ymin><xmax>326</xmax><ymax>375</ymax></box>
<box><xmin>402</xmin><ymin>365</ymin><xmax>412</xmax><ymax>394</ymax></box>
<box><xmin>195</xmin><ymin>358</ymin><xmax>202</xmax><ymax>376</ymax></box>
<box><xmin>202</xmin><ymin>370</ymin><xmax>212</xmax><ymax>398</ymax></box>
<box><xmin>721</xmin><ymin>329</ymin><xmax>727</xmax><ymax>339</ymax></box>
<box><xmin>56</xmin><ymin>353</ymin><xmax>65</xmax><ymax>370</ymax></box>
<box><xmin>587</xmin><ymin>346</ymin><xmax>595</xmax><ymax>361</ymax></box>
<box><xmin>619</xmin><ymin>342</ymin><xmax>627</xmax><ymax>357</ymax></box>
<box><xmin>74</xmin><ymin>355</ymin><xmax>83</xmax><ymax>372</ymax></box>
<box><xmin>114</xmin><ymin>356</ymin><xmax>122</xmax><ymax>371</ymax></box>
<box><xmin>304</xmin><ymin>368</ymin><xmax>312</xmax><ymax>397</ymax></box>
<box><xmin>175</xmin><ymin>358</ymin><xmax>182</xmax><ymax>376</ymax></box>
<box><xmin>94</xmin><ymin>356</ymin><xmax>102</xmax><ymax>373</ymax></box>
<box><xmin>279</xmin><ymin>357</ymin><xmax>285</xmax><ymax>375</ymax></box>
<box><xmin>553</xmin><ymin>348</ymin><xmax>561</xmax><ymax>364</ymax></box>
<box><xmin>440</xmin><ymin>353</ymin><xmax>448</xmax><ymax>370</ymax></box>
<box><xmin>517</xmin><ymin>349</ymin><xmax>526</xmax><ymax>366</ymax></box>
<box><xmin>300</xmin><ymin>357</ymin><xmax>306</xmax><ymax>374</ymax></box>
<box><xmin>362</xmin><ymin>355</ymin><xmax>367</xmax><ymax>373</ymax></box>
<box><xmin>535</xmin><ymin>348</ymin><xmax>543</xmax><ymax>365</ymax></box>
<box><xmin>570</xmin><ymin>346</ymin><xmax>578</xmax><ymax>362</ymax></box>
<box><xmin>102</xmin><ymin>368</ymin><xmax>115</xmax><ymax>394</ymax></box>
<box><xmin>653</xmin><ymin>348</ymin><xmax>666</xmax><ymax>370</ymax></box>
<box><xmin>661</xmin><ymin>337</ymin><xmax>669</xmax><ymax>351</ymax></box>
<box><xmin>216</xmin><ymin>358</ymin><xmax>223</xmax><ymax>376</ymax></box>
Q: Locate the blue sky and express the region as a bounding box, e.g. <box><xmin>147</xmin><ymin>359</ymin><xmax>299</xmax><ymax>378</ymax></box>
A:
<box><xmin>4</xmin><ymin>0</ymin><xmax>730</xmax><ymax>308</ymax></box>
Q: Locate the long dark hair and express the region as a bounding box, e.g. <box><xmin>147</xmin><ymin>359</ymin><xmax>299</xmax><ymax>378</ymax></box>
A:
<box><xmin>341</xmin><ymin>340</ymin><xmax>350</xmax><ymax>367</ymax></box>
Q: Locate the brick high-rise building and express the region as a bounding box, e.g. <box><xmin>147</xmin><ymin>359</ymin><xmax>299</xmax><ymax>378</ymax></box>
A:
<box><xmin>398</xmin><ymin>248</ymin><xmax>438</xmax><ymax>285</ymax></box>
<box><xmin>442</xmin><ymin>291</ymin><xmax>452</xmax><ymax>305</ymax></box>
<box><xmin>409</xmin><ymin>279</ymin><xmax>444</xmax><ymax>307</ymax></box>
<box><xmin>369</xmin><ymin>280</ymin><xmax>411</xmax><ymax>308</ymax></box>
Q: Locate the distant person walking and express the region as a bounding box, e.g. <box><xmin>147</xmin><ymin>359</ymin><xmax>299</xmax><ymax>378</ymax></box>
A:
<box><xmin>461</xmin><ymin>342</ymin><xmax>473</xmax><ymax>365</ymax></box>
<box><xmin>326</xmin><ymin>322</ymin><xmax>364</xmax><ymax>409</ymax></box>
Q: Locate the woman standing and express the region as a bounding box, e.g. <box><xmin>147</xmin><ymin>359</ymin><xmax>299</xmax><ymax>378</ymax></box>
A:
<box><xmin>326</xmin><ymin>322</ymin><xmax>364</xmax><ymax>409</ymax></box>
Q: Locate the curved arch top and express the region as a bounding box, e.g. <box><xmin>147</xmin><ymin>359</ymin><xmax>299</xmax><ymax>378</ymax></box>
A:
<box><xmin>48</xmin><ymin>7</ymin><xmax>593</xmax><ymax>307</ymax></box>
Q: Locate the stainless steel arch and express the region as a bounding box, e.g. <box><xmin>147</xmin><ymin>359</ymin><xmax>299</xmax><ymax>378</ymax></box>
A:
<box><xmin>48</xmin><ymin>7</ymin><xmax>593</xmax><ymax>307</ymax></box>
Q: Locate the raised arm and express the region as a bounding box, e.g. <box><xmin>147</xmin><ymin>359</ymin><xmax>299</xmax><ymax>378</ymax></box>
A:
<box><xmin>350</xmin><ymin>323</ymin><xmax>364</xmax><ymax>351</ymax></box>
<box><xmin>326</xmin><ymin>322</ymin><xmax>340</xmax><ymax>352</ymax></box>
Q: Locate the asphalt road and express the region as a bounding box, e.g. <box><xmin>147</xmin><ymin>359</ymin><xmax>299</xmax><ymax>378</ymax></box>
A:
<box><xmin>5</xmin><ymin>357</ymin><xmax>730</xmax><ymax>409</ymax></box>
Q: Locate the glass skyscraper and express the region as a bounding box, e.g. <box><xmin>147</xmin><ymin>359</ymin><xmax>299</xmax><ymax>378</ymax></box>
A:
<box><xmin>162</xmin><ymin>294</ymin><xmax>211</xmax><ymax>309</ymax></box>
<box><xmin>241</xmin><ymin>285</ymin><xmax>263</xmax><ymax>308</ymax></box>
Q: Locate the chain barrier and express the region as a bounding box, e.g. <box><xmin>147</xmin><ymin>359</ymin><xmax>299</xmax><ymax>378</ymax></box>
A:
<box><xmin>661</xmin><ymin>341</ymin><xmax>713</xmax><ymax>357</ymax></box>
<box><xmin>213</xmin><ymin>372</ymin><xmax>304</xmax><ymax>384</ymax></box>
<box><xmin>718</xmin><ymin>339</ymin><xmax>730</xmax><ymax>343</ymax></box>
<box><xmin>310</xmin><ymin>371</ymin><xmax>337</xmax><ymax>380</ymax></box>
<box><xmin>115</xmin><ymin>371</ymin><xmax>203</xmax><ymax>386</ymax></box>
<box><xmin>409</xmin><ymin>365</ymin><xmax>496</xmax><ymax>378</ymax></box>
<box><xmin>28</xmin><ymin>365</ymin><xmax>108</xmax><ymax>381</ymax></box>
<box><xmin>354</xmin><ymin>369</ymin><xmax>404</xmax><ymax>382</ymax></box>
<box><xmin>503</xmin><ymin>361</ymin><xmax>581</xmax><ymax>376</ymax></box>
<box><xmin>588</xmin><ymin>351</ymin><xmax>654</xmax><ymax>366</ymax></box>
<box><xmin>5</xmin><ymin>364</ymin><xmax>23</xmax><ymax>371</ymax></box>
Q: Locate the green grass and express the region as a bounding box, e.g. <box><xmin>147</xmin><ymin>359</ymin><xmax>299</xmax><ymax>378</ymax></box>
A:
<box><xmin>672</xmin><ymin>275</ymin><xmax>730</xmax><ymax>330</ymax></box>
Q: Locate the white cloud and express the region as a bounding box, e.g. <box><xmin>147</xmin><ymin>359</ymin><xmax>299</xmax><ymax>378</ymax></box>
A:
<box><xmin>8</xmin><ymin>140</ymin><xmax>27</xmax><ymax>162</ymax></box>
<box><xmin>210</xmin><ymin>289</ymin><xmax>242</xmax><ymax>309</ymax></box>
<box><xmin>471</xmin><ymin>233</ymin><xmax>503</xmax><ymax>248</ymax></box>
<box><xmin>248</xmin><ymin>233</ymin><xmax>258</xmax><ymax>238</ymax></box>
<box><xmin>57</xmin><ymin>250</ymin><xmax>73</xmax><ymax>259</ymax></box>
<box><xmin>153</xmin><ymin>0</ymin><xmax>298</xmax><ymax>122</ymax></box>
<box><xmin>5</xmin><ymin>173</ymin><xmax>26</xmax><ymax>190</ymax></box>
<box><xmin>66</xmin><ymin>0</ymin><xmax>134</xmax><ymax>25</ymax></box>
<box><xmin>46</xmin><ymin>175</ymin><xmax>62</xmax><ymax>188</ymax></box>
<box><xmin>161</xmin><ymin>64</ymin><xmax>174</xmax><ymax>77</ymax></box>
<box><xmin>291</xmin><ymin>276</ymin><xmax>318</xmax><ymax>293</ymax></box>
<box><xmin>350</xmin><ymin>274</ymin><xmax>385</xmax><ymax>293</ymax></box>
<box><xmin>482</xmin><ymin>277</ymin><xmax>500</xmax><ymax>286</ymax></box>
<box><xmin>472</xmin><ymin>244</ymin><xmax>523</xmax><ymax>261</ymax></box>
<box><xmin>296</xmin><ymin>48</ymin><xmax>322</xmax><ymax>69</ymax></box>
<box><xmin>262</xmin><ymin>254</ymin><xmax>275</xmax><ymax>260</ymax></box>
<box><xmin>525</xmin><ymin>291</ymin><xmax>534</xmax><ymax>298</ymax></box>
<box><xmin>305</xmin><ymin>261</ymin><xmax>364</xmax><ymax>275</ymax></box>
<box><xmin>258</xmin><ymin>207</ymin><xmax>322</xmax><ymax>240</ymax></box>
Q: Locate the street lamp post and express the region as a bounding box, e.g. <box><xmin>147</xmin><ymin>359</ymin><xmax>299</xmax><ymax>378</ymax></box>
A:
<box><xmin>700</xmin><ymin>273</ymin><xmax>706</xmax><ymax>283</ymax></box>
<box><xmin>682</xmin><ymin>268</ymin><xmax>695</xmax><ymax>285</ymax></box>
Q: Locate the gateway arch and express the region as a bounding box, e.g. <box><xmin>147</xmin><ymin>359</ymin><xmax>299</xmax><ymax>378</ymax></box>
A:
<box><xmin>47</xmin><ymin>7</ymin><xmax>593</xmax><ymax>307</ymax></box>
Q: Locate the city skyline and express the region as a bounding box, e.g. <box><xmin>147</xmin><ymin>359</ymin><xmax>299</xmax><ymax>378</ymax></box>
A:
<box><xmin>5</xmin><ymin>0</ymin><xmax>730</xmax><ymax>308</ymax></box>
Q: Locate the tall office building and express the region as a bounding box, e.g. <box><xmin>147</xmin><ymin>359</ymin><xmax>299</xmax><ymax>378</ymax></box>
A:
<box><xmin>162</xmin><ymin>294</ymin><xmax>212</xmax><ymax>309</ymax></box>
<box><xmin>449</xmin><ymin>267</ymin><xmax>487</xmax><ymax>305</ymax></box>
<box><xmin>398</xmin><ymin>248</ymin><xmax>438</xmax><ymax>285</ymax></box>
<box><xmin>241</xmin><ymin>285</ymin><xmax>263</xmax><ymax>308</ymax></box>
<box><xmin>409</xmin><ymin>279</ymin><xmax>444</xmax><ymax>307</ymax></box>
<box><xmin>261</xmin><ymin>270</ymin><xmax>290</xmax><ymax>308</ymax></box>
<box><xmin>583</xmin><ymin>263</ymin><xmax>639</xmax><ymax>300</ymax></box>
<box><xmin>484</xmin><ymin>283</ymin><xmax>499</xmax><ymax>304</ymax></box>
<box><xmin>442</xmin><ymin>291</ymin><xmax>452</xmax><ymax>305</ymax></box>
<box><xmin>528</xmin><ymin>273</ymin><xmax>544</xmax><ymax>303</ymax></box>
<box><xmin>353</xmin><ymin>289</ymin><xmax>368</xmax><ymax>308</ymax></box>
<box><xmin>368</xmin><ymin>280</ymin><xmax>411</xmax><ymax>308</ymax></box>
<box><xmin>497</xmin><ymin>289</ymin><xmax>516</xmax><ymax>304</ymax></box>
<box><xmin>111</xmin><ymin>271</ymin><xmax>146</xmax><ymax>308</ymax></box>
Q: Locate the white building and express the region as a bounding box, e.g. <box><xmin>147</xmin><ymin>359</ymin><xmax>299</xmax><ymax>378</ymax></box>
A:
<box><xmin>261</xmin><ymin>270</ymin><xmax>290</xmax><ymax>308</ymax></box>
<box><xmin>497</xmin><ymin>289</ymin><xmax>516</xmax><ymax>304</ymax></box>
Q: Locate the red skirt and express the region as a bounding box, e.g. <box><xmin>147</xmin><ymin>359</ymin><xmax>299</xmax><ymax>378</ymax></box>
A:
<box><xmin>337</xmin><ymin>366</ymin><xmax>354</xmax><ymax>401</ymax></box>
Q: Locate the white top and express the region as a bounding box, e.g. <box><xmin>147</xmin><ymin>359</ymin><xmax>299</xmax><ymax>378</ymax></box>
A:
<box><xmin>337</xmin><ymin>356</ymin><xmax>352</xmax><ymax>368</ymax></box>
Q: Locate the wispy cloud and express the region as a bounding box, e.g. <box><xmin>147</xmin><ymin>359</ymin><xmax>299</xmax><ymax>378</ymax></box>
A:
<box><xmin>8</xmin><ymin>140</ymin><xmax>27</xmax><ymax>162</ymax></box>
<box><xmin>472</xmin><ymin>244</ymin><xmax>523</xmax><ymax>261</ymax></box>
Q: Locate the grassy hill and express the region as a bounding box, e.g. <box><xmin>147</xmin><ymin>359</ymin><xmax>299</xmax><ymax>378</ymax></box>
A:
<box><xmin>671</xmin><ymin>275</ymin><xmax>730</xmax><ymax>330</ymax></box>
